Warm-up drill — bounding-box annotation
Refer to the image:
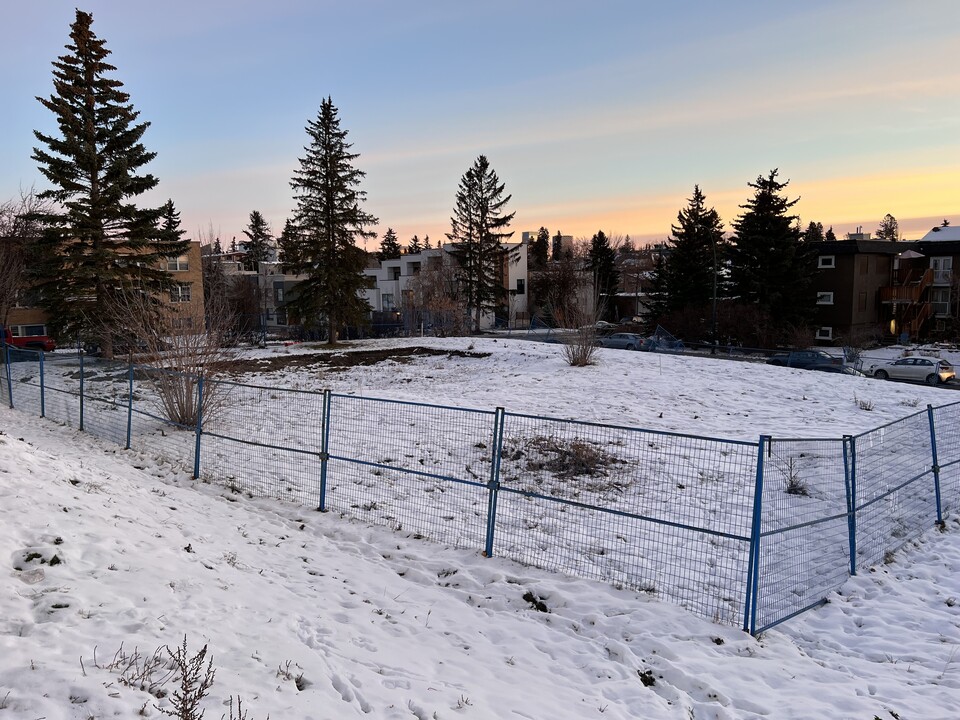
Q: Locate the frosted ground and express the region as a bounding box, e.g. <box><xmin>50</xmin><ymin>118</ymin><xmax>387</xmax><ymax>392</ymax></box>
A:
<box><xmin>2</xmin><ymin>336</ymin><xmax>959</xmax><ymax>718</ymax></box>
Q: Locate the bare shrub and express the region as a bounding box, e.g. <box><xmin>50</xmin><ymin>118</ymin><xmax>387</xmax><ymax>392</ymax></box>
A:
<box><xmin>0</xmin><ymin>186</ymin><xmax>51</xmax><ymax>325</ymax></box>
<box><xmin>555</xmin><ymin>305</ymin><xmax>598</xmax><ymax>367</ymax></box>
<box><xmin>853</xmin><ymin>394</ymin><xmax>874</xmax><ymax>411</ymax></box>
<box><xmin>89</xmin><ymin>643</ymin><xmax>174</xmax><ymax>698</ymax></box>
<box><xmin>93</xmin><ymin>288</ymin><xmax>237</xmax><ymax>426</ymax></box>
<box><xmin>158</xmin><ymin>637</ymin><xmax>216</xmax><ymax>720</ymax></box>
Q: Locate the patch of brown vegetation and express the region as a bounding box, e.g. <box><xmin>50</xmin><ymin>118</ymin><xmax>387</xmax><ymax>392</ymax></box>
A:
<box><xmin>217</xmin><ymin>345</ymin><xmax>490</xmax><ymax>375</ymax></box>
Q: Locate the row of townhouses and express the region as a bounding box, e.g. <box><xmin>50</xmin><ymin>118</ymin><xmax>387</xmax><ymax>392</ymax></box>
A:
<box><xmin>7</xmin><ymin>226</ymin><xmax>960</xmax><ymax>347</ymax></box>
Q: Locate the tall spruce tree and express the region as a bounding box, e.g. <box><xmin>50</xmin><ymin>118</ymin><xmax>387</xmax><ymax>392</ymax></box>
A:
<box><xmin>727</xmin><ymin>169</ymin><xmax>816</xmax><ymax>335</ymax></box>
<box><xmin>408</xmin><ymin>234</ymin><xmax>422</xmax><ymax>253</ymax></box>
<box><xmin>824</xmin><ymin>226</ymin><xmax>837</xmax><ymax>242</ymax></box>
<box><xmin>658</xmin><ymin>185</ymin><xmax>724</xmax><ymax>318</ymax></box>
<box><xmin>587</xmin><ymin>230</ymin><xmax>620</xmax><ymax>320</ymax></box>
<box><xmin>378</xmin><ymin>227</ymin><xmax>402</xmax><ymax>260</ymax></box>
<box><xmin>285</xmin><ymin>97</ymin><xmax>377</xmax><ymax>343</ymax></box>
<box><xmin>446</xmin><ymin>155</ymin><xmax>516</xmax><ymax>333</ymax></box>
<box><xmin>241</xmin><ymin>210</ymin><xmax>273</xmax><ymax>270</ymax></box>
<box><xmin>551</xmin><ymin>230</ymin><xmax>565</xmax><ymax>260</ymax></box>
<box><xmin>30</xmin><ymin>10</ymin><xmax>188</xmax><ymax>349</ymax></box>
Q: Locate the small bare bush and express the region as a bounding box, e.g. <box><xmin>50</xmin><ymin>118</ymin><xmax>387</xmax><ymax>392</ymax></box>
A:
<box><xmin>158</xmin><ymin>637</ymin><xmax>216</xmax><ymax>720</ymax></box>
<box><xmin>94</xmin><ymin>288</ymin><xmax>237</xmax><ymax>426</ymax></box>
<box><xmin>555</xmin><ymin>305</ymin><xmax>598</xmax><ymax>367</ymax></box>
<box><xmin>89</xmin><ymin>643</ymin><xmax>174</xmax><ymax>698</ymax></box>
<box><xmin>853</xmin><ymin>394</ymin><xmax>875</xmax><ymax>411</ymax></box>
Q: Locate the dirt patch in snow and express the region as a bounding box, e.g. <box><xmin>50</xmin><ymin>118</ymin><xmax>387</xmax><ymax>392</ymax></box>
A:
<box><xmin>219</xmin><ymin>345</ymin><xmax>490</xmax><ymax>375</ymax></box>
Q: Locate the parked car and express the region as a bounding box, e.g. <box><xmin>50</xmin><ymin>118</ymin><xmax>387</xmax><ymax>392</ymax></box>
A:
<box><xmin>0</xmin><ymin>325</ymin><xmax>56</xmax><ymax>352</ymax></box>
<box><xmin>867</xmin><ymin>357</ymin><xmax>956</xmax><ymax>385</ymax></box>
<box><xmin>766</xmin><ymin>349</ymin><xmax>842</xmax><ymax>369</ymax></box>
<box><xmin>596</xmin><ymin>332</ymin><xmax>643</xmax><ymax>350</ymax></box>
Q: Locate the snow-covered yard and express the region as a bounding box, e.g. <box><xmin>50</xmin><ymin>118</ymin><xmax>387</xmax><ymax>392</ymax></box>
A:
<box><xmin>2</xmin><ymin>337</ymin><xmax>959</xmax><ymax>717</ymax></box>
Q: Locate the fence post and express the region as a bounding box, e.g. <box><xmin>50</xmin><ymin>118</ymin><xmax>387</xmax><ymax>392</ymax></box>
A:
<box><xmin>125</xmin><ymin>363</ymin><xmax>134</xmax><ymax>450</ymax></box>
<box><xmin>192</xmin><ymin>373</ymin><xmax>204</xmax><ymax>479</ymax></box>
<box><xmin>743</xmin><ymin>435</ymin><xmax>768</xmax><ymax>635</ymax></box>
<box><xmin>318</xmin><ymin>389</ymin><xmax>332</xmax><ymax>511</ymax></box>
<box><xmin>78</xmin><ymin>348</ymin><xmax>84</xmax><ymax>431</ymax></box>
<box><xmin>483</xmin><ymin>407</ymin><xmax>506</xmax><ymax>558</ymax></box>
<box><xmin>842</xmin><ymin>435</ymin><xmax>857</xmax><ymax>576</ymax></box>
<box><xmin>4</xmin><ymin>344</ymin><xmax>12</xmax><ymax>409</ymax></box>
<box><xmin>39</xmin><ymin>351</ymin><xmax>45</xmax><ymax>418</ymax></box>
<box><xmin>927</xmin><ymin>404</ymin><xmax>944</xmax><ymax>527</ymax></box>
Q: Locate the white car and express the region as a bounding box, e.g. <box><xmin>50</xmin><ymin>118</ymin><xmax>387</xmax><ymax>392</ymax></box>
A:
<box><xmin>868</xmin><ymin>357</ymin><xmax>956</xmax><ymax>385</ymax></box>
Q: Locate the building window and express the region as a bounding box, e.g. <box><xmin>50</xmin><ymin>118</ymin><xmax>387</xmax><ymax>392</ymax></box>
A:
<box><xmin>274</xmin><ymin>283</ymin><xmax>284</xmax><ymax>302</ymax></box>
<box><xmin>276</xmin><ymin>308</ymin><xmax>287</xmax><ymax>326</ymax></box>
<box><xmin>171</xmin><ymin>316</ymin><xmax>194</xmax><ymax>330</ymax></box>
<box><xmin>166</xmin><ymin>255</ymin><xmax>189</xmax><ymax>271</ymax></box>
<box><xmin>931</xmin><ymin>287</ymin><xmax>951</xmax><ymax>316</ymax></box>
<box><xmin>389</xmin><ymin>266</ymin><xmax>401</xmax><ymax>280</ymax></box>
<box><xmin>382</xmin><ymin>293</ymin><xmax>395</xmax><ymax>310</ymax></box>
<box><xmin>857</xmin><ymin>291</ymin><xmax>867</xmax><ymax>312</ymax></box>
<box><xmin>516</xmin><ymin>279</ymin><xmax>525</xmax><ymax>295</ymax></box>
<box><xmin>169</xmin><ymin>284</ymin><xmax>191</xmax><ymax>303</ymax></box>
<box><xmin>409</xmin><ymin>262</ymin><xmax>421</xmax><ymax>275</ymax></box>
<box><xmin>816</xmin><ymin>327</ymin><xmax>833</xmax><ymax>340</ymax></box>
<box><xmin>816</xmin><ymin>291</ymin><xmax>834</xmax><ymax>305</ymax></box>
<box><xmin>818</xmin><ymin>255</ymin><xmax>835</xmax><ymax>269</ymax></box>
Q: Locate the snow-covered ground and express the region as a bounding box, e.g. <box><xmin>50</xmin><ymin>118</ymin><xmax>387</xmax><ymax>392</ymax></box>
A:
<box><xmin>2</xmin><ymin>337</ymin><xmax>960</xmax><ymax>718</ymax></box>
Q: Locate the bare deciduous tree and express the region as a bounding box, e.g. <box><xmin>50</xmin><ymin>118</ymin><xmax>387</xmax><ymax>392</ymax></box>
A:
<box><xmin>0</xmin><ymin>187</ymin><xmax>51</xmax><ymax>325</ymax></box>
<box><xmin>403</xmin><ymin>260</ymin><xmax>467</xmax><ymax>337</ymax></box>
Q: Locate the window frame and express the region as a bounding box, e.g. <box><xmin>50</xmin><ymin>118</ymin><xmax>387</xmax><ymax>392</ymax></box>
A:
<box><xmin>818</xmin><ymin>255</ymin><xmax>835</xmax><ymax>269</ymax></box>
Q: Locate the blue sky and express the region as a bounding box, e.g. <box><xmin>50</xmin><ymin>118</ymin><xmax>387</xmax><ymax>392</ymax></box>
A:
<box><xmin>2</xmin><ymin>1</ymin><xmax>958</xmax><ymax>248</ymax></box>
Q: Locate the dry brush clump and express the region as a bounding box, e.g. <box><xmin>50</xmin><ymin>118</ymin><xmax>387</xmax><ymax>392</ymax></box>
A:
<box><xmin>555</xmin><ymin>305</ymin><xmax>599</xmax><ymax>367</ymax></box>
<box><xmin>91</xmin><ymin>289</ymin><xmax>238</xmax><ymax>427</ymax></box>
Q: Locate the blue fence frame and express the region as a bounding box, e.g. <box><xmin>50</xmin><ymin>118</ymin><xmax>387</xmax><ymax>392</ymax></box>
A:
<box><xmin>3</xmin><ymin>344</ymin><xmax>958</xmax><ymax>635</ymax></box>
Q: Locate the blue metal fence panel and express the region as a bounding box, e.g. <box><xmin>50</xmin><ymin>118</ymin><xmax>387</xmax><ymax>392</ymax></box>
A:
<box><xmin>199</xmin><ymin>378</ymin><xmax>325</xmax><ymax>505</ymax></box>
<box><xmin>496</xmin><ymin>412</ymin><xmax>759</xmax><ymax>626</ymax></box>
<box><xmin>324</xmin><ymin>393</ymin><xmax>495</xmax><ymax>549</ymax></box>
<box><xmin>755</xmin><ymin>438</ymin><xmax>850</xmax><ymax>633</ymax></box>
<box><xmin>852</xmin><ymin>411</ymin><xmax>938</xmax><ymax>569</ymax></box>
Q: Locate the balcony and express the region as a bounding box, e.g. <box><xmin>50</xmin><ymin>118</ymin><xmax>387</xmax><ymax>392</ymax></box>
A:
<box><xmin>880</xmin><ymin>268</ymin><xmax>933</xmax><ymax>304</ymax></box>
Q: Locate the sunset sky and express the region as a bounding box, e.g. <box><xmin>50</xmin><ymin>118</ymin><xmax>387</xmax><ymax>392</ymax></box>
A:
<box><xmin>1</xmin><ymin>1</ymin><xmax>958</xmax><ymax>249</ymax></box>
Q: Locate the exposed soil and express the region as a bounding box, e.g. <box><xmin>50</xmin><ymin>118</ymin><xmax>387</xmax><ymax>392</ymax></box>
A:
<box><xmin>218</xmin><ymin>345</ymin><xmax>490</xmax><ymax>375</ymax></box>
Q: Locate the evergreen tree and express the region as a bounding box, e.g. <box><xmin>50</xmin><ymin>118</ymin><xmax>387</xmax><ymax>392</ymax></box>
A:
<box><xmin>285</xmin><ymin>97</ymin><xmax>377</xmax><ymax>343</ymax></box>
<box><xmin>587</xmin><ymin>230</ymin><xmax>620</xmax><ymax>321</ymax></box>
<box><xmin>618</xmin><ymin>236</ymin><xmax>635</xmax><ymax>257</ymax></box>
<box><xmin>423</xmin><ymin>235</ymin><xmax>432</xmax><ymax>250</ymax></box>
<box><xmin>530</xmin><ymin>226</ymin><xmax>550</xmax><ymax>270</ymax></box>
<box><xmin>727</xmin><ymin>169</ymin><xmax>816</xmax><ymax>335</ymax></box>
<box><xmin>876</xmin><ymin>213</ymin><xmax>900</xmax><ymax>242</ymax></box>
<box><xmin>29</xmin><ymin>10</ymin><xmax>188</xmax><ymax>349</ymax></box>
<box><xmin>551</xmin><ymin>230</ymin><xmax>564</xmax><ymax>261</ymax></box>
<box><xmin>660</xmin><ymin>185</ymin><xmax>724</xmax><ymax>316</ymax></box>
<box><xmin>378</xmin><ymin>227</ymin><xmax>402</xmax><ymax>260</ymax></box>
<box><xmin>644</xmin><ymin>248</ymin><xmax>670</xmax><ymax>331</ymax></box>
<box><xmin>408</xmin><ymin>235</ymin><xmax>422</xmax><ymax>254</ymax></box>
<box><xmin>446</xmin><ymin>155</ymin><xmax>516</xmax><ymax>332</ymax></box>
<box><xmin>802</xmin><ymin>221</ymin><xmax>825</xmax><ymax>244</ymax></box>
<box><xmin>241</xmin><ymin>210</ymin><xmax>273</xmax><ymax>270</ymax></box>
<box><xmin>277</xmin><ymin>219</ymin><xmax>301</xmax><ymax>267</ymax></box>
<box><xmin>824</xmin><ymin>226</ymin><xmax>837</xmax><ymax>242</ymax></box>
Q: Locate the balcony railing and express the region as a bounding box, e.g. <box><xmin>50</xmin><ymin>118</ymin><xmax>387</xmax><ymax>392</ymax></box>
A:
<box><xmin>880</xmin><ymin>268</ymin><xmax>933</xmax><ymax>303</ymax></box>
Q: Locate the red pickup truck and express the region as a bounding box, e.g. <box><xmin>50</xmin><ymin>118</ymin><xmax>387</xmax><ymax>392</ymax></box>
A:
<box><xmin>0</xmin><ymin>325</ymin><xmax>56</xmax><ymax>352</ymax></box>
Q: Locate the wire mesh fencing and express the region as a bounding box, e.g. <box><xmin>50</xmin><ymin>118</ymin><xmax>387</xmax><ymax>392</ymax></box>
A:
<box><xmin>495</xmin><ymin>413</ymin><xmax>759</xmax><ymax>625</ymax></box>
<box><xmin>755</xmin><ymin>437</ymin><xmax>851</xmax><ymax>633</ymax></box>
<box><xmin>3</xmin><ymin>345</ymin><xmax>960</xmax><ymax>633</ymax></box>
<box><xmin>324</xmin><ymin>394</ymin><xmax>495</xmax><ymax>549</ymax></box>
